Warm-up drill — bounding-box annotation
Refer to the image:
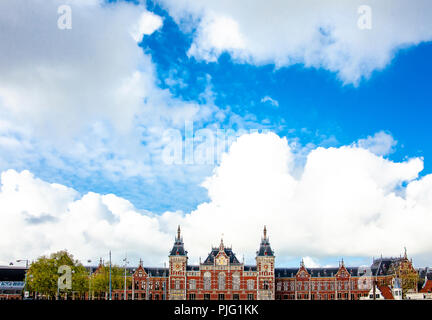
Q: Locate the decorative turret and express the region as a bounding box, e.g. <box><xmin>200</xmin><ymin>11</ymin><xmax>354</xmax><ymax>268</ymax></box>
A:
<box><xmin>256</xmin><ymin>226</ymin><xmax>275</xmax><ymax>300</ymax></box>
<box><xmin>168</xmin><ymin>226</ymin><xmax>188</xmax><ymax>300</ymax></box>
<box><xmin>169</xmin><ymin>225</ymin><xmax>187</xmax><ymax>256</ymax></box>
<box><xmin>257</xmin><ymin>225</ymin><xmax>274</xmax><ymax>257</ymax></box>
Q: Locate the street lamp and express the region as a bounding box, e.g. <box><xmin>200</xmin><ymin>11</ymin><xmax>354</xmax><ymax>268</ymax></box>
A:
<box><xmin>123</xmin><ymin>256</ymin><xmax>129</xmax><ymax>300</ymax></box>
<box><xmin>87</xmin><ymin>259</ymin><xmax>92</xmax><ymax>301</ymax></box>
<box><xmin>16</xmin><ymin>259</ymin><xmax>29</xmax><ymax>299</ymax></box>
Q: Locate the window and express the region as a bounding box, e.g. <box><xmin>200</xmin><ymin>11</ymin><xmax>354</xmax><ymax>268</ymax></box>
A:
<box><xmin>189</xmin><ymin>279</ymin><xmax>196</xmax><ymax>290</ymax></box>
<box><xmin>175</xmin><ymin>280</ymin><xmax>180</xmax><ymax>290</ymax></box>
<box><xmin>204</xmin><ymin>294</ymin><xmax>211</xmax><ymax>300</ymax></box>
<box><xmin>155</xmin><ymin>281</ymin><xmax>160</xmax><ymax>290</ymax></box>
<box><xmin>247</xmin><ymin>294</ymin><xmax>254</xmax><ymax>300</ymax></box>
<box><xmin>218</xmin><ymin>272</ymin><xmax>226</xmax><ymax>290</ymax></box>
<box><xmin>233</xmin><ymin>294</ymin><xmax>239</xmax><ymax>300</ymax></box>
<box><xmin>263</xmin><ymin>280</ymin><xmax>269</xmax><ymax>290</ymax></box>
<box><xmin>247</xmin><ymin>279</ymin><xmax>255</xmax><ymax>290</ymax></box>
<box><xmin>218</xmin><ymin>294</ymin><xmax>225</xmax><ymax>300</ymax></box>
<box><xmin>232</xmin><ymin>273</ymin><xmax>240</xmax><ymax>290</ymax></box>
<box><xmin>283</xmin><ymin>281</ymin><xmax>288</xmax><ymax>291</ymax></box>
<box><xmin>189</xmin><ymin>294</ymin><xmax>196</xmax><ymax>300</ymax></box>
<box><xmin>204</xmin><ymin>272</ymin><xmax>211</xmax><ymax>290</ymax></box>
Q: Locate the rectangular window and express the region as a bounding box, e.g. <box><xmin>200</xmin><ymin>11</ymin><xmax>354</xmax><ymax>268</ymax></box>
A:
<box><xmin>218</xmin><ymin>294</ymin><xmax>225</xmax><ymax>300</ymax></box>
<box><xmin>247</xmin><ymin>279</ymin><xmax>255</xmax><ymax>290</ymax></box>
<box><xmin>175</xmin><ymin>280</ymin><xmax>180</xmax><ymax>290</ymax></box>
<box><xmin>233</xmin><ymin>294</ymin><xmax>239</xmax><ymax>300</ymax></box>
<box><xmin>189</xmin><ymin>294</ymin><xmax>196</xmax><ymax>300</ymax></box>
<box><xmin>189</xmin><ymin>280</ymin><xmax>196</xmax><ymax>290</ymax></box>
<box><xmin>204</xmin><ymin>294</ymin><xmax>211</xmax><ymax>300</ymax></box>
<box><xmin>247</xmin><ymin>294</ymin><xmax>254</xmax><ymax>300</ymax></box>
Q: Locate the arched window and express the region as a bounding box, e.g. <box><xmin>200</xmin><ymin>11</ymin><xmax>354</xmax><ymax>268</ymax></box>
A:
<box><xmin>232</xmin><ymin>273</ymin><xmax>240</xmax><ymax>290</ymax></box>
<box><xmin>218</xmin><ymin>272</ymin><xmax>226</xmax><ymax>290</ymax></box>
<box><xmin>204</xmin><ymin>272</ymin><xmax>211</xmax><ymax>290</ymax></box>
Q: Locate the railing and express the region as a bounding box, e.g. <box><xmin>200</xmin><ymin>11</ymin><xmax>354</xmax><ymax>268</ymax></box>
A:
<box><xmin>0</xmin><ymin>281</ymin><xmax>25</xmax><ymax>289</ymax></box>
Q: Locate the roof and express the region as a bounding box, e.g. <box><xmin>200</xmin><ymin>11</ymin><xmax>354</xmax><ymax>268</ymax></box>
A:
<box><xmin>0</xmin><ymin>266</ymin><xmax>27</xmax><ymax>281</ymax></box>
<box><xmin>420</xmin><ymin>279</ymin><xmax>432</xmax><ymax>293</ymax></box>
<box><xmin>186</xmin><ymin>265</ymin><xmax>200</xmax><ymax>271</ymax></box>
<box><xmin>244</xmin><ymin>265</ymin><xmax>257</xmax><ymax>272</ymax></box>
<box><xmin>202</xmin><ymin>247</ymin><xmax>241</xmax><ymax>265</ymax></box>
<box><xmin>143</xmin><ymin>267</ymin><xmax>169</xmax><ymax>277</ymax></box>
<box><xmin>169</xmin><ymin>226</ymin><xmax>187</xmax><ymax>256</ymax></box>
<box><xmin>378</xmin><ymin>285</ymin><xmax>394</xmax><ymax>300</ymax></box>
<box><xmin>275</xmin><ymin>267</ymin><xmax>365</xmax><ymax>278</ymax></box>
<box><xmin>256</xmin><ymin>226</ymin><xmax>274</xmax><ymax>257</ymax></box>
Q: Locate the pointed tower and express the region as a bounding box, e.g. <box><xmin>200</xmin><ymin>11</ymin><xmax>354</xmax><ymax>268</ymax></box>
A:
<box><xmin>256</xmin><ymin>226</ymin><xmax>275</xmax><ymax>300</ymax></box>
<box><xmin>168</xmin><ymin>225</ymin><xmax>188</xmax><ymax>300</ymax></box>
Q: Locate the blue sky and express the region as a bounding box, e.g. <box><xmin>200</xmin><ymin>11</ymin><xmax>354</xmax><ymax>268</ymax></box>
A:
<box><xmin>1</xmin><ymin>0</ymin><xmax>432</xmax><ymax>266</ymax></box>
<box><xmin>39</xmin><ymin>1</ymin><xmax>432</xmax><ymax>214</ymax></box>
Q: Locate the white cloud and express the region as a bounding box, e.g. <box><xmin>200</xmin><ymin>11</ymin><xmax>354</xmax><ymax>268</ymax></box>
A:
<box><xmin>0</xmin><ymin>0</ymin><xmax>222</xmax><ymax>182</ymax></box>
<box><xmin>160</xmin><ymin>0</ymin><xmax>432</xmax><ymax>85</ymax></box>
<box><xmin>130</xmin><ymin>11</ymin><xmax>163</xmax><ymax>42</ymax></box>
<box><xmin>1</xmin><ymin>132</ymin><xmax>432</xmax><ymax>267</ymax></box>
<box><xmin>356</xmin><ymin>131</ymin><xmax>397</xmax><ymax>156</ymax></box>
<box><xmin>260</xmin><ymin>96</ymin><xmax>279</xmax><ymax>107</ymax></box>
<box><xmin>303</xmin><ymin>256</ymin><xmax>320</xmax><ymax>268</ymax></box>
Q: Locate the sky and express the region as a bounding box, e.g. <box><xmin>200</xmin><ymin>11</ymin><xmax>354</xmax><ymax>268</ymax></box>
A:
<box><xmin>0</xmin><ymin>0</ymin><xmax>431</xmax><ymax>268</ymax></box>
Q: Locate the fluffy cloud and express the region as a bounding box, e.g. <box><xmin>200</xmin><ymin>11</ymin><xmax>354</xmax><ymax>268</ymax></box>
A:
<box><xmin>0</xmin><ymin>0</ymin><xmax>221</xmax><ymax>182</ymax></box>
<box><xmin>1</xmin><ymin>132</ymin><xmax>431</xmax><ymax>267</ymax></box>
<box><xmin>160</xmin><ymin>0</ymin><xmax>432</xmax><ymax>85</ymax></box>
<box><xmin>355</xmin><ymin>131</ymin><xmax>398</xmax><ymax>156</ymax></box>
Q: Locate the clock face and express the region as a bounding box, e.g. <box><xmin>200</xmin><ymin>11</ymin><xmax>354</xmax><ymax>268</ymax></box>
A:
<box><xmin>216</xmin><ymin>256</ymin><xmax>227</xmax><ymax>266</ymax></box>
<box><xmin>174</xmin><ymin>263</ymin><xmax>182</xmax><ymax>271</ymax></box>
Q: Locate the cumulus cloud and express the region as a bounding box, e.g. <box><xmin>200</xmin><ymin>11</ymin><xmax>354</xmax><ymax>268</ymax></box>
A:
<box><xmin>0</xmin><ymin>0</ymin><xmax>222</xmax><ymax>182</ymax></box>
<box><xmin>1</xmin><ymin>132</ymin><xmax>431</xmax><ymax>267</ymax></box>
<box><xmin>159</xmin><ymin>0</ymin><xmax>432</xmax><ymax>85</ymax></box>
<box><xmin>356</xmin><ymin>131</ymin><xmax>397</xmax><ymax>156</ymax></box>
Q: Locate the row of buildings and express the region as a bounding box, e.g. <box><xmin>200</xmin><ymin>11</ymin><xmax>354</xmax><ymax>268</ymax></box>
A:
<box><xmin>1</xmin><ymin>226</ymin><xmax>431</xmax><ymax>300</ymax></box>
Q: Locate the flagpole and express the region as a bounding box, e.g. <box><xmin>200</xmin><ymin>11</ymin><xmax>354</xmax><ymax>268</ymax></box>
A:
<box><xmin>109</xmin><ymin>250</ymin><xmax>112</xmax><ymax>300</ymax></box>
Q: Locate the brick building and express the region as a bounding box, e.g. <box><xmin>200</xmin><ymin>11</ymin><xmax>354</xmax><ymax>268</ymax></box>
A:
<box><xmin>106</xmin><ymin>226</ymin><xmax>417</xmax><ymax>300</ymax></box>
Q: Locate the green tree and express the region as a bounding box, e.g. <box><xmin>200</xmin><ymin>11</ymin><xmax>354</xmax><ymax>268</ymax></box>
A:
<box><xmin>27</xmin><ymin>250</ymin><xmax>89</xmax><ymax>299</ymax></box>
<box><xmin>91</xmin><ymin>264</ymin><xmax>131</xmax><ymax>299</ymax></box>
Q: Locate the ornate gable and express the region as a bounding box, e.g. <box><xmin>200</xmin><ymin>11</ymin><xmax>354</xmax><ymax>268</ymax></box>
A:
<box><xmin>295</xmin><ymin>259</ymin><xmax>310</xmax><ymax>279</ymax></box>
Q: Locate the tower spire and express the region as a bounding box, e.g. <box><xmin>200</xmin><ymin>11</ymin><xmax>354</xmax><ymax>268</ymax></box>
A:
<box><xmin>177</xmin><ymin>225</ymin><xmax>181</xmax><ymax>240</ymax></box>
<box><xmin>263</xmin><ymin>225</ymin><xmax>267</xmax><ymax>239</ymax></box>
<box><xmin>219</xmin><ymin>235</ymin><xmax>224</xmax><ymax>251</ymax></box>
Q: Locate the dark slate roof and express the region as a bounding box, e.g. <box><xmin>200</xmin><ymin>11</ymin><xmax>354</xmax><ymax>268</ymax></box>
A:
<box><xmin>0</xmin><ymin>266</ymin><xmax>27</xmax><ymax>281</ymax></box>
<box><xmin>257</xmin><ymin>228</ymin><xmax>274</xmax><ymax>257</ymax></box>
<box><xmin>202</xmin><ymin>247</ymin><xmax>241</xmax><ymax>265</ymax></box>
<box><xmin>186</xmin><ymin>265</ymin><xmax>200</xmax><ymax>271</ymax></box>
<box><xmin>169</xmin><ymin>233</ymin><xmax>187</xmax><ymax>257</ymax></box>
<box><xmin>244</xmin><ymin>265</ymin><xmax>257</xmax><ymax>272</ymax></box>
<box><xmin>143</xmin><ymin>267</ymin><xmax>169</xmax><ymax>277</ymax></box>
<box><xmin>275</xmin><ymin>267</ymin><xmax>365</xmax><ymax>278</ymax></box>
